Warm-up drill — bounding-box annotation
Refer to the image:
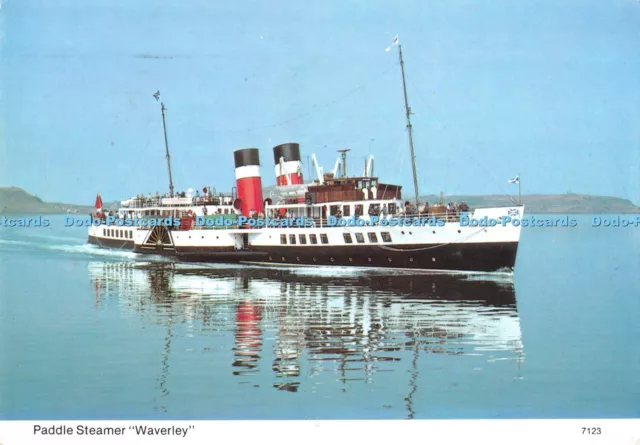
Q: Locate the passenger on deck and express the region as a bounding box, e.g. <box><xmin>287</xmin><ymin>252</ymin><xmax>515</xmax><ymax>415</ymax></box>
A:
<box><xmin>405</xmin><ymin>201</ymin><xmax>415</xmax><ymax>216</ymax></box>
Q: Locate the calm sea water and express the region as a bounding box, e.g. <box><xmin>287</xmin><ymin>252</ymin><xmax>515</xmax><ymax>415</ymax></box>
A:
<box><xmin>0</xmin><ymin>214</ymin><xmax>638</xmax><ymax>420</ymax></box>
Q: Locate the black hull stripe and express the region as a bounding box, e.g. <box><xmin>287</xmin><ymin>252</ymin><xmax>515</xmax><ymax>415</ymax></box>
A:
<box><xmin>88</xmin><ymin>235</ymin><xmax>518</xmax><ymax>272</ymax></box>
<box><xmin>174</xmin><ymin>242</ymin><xmax>518</xmax><ymax>272</ymax></box>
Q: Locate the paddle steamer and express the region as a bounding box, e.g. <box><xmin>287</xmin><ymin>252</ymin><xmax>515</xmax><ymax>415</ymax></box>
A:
<box><xmin>129</xmin><ymin>42</ymin><xmax>524</xmax><ymax>272</ymax></box>
<box><xmin>91</xmin><ymin>41</ymin><xmax>524</xmax><ymax>272</ymax></box>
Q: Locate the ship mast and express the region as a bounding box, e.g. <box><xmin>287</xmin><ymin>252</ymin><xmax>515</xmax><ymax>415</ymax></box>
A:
<box><xmin>155</xmin><ymin>90</ymin><xmax>175</xmax><ymax>198</ymax></box>
<box><xmin>397</xmin><ymin>43</ymin><xmax>420</xmax><ymax>206</ymax></box>
<box><xmin>160</xmin><ymin>103</ymin><xmax>175</xmax><ymax>198</ymax></box>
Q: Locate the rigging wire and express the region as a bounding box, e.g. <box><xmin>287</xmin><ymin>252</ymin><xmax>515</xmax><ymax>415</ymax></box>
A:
<box><xmin>405</xmin><ymin>80</ymin><xmax>518</xmax><ymax>203</ymax></box>
<box><xmin>118</xmin><ymin>138</ymin><xmax>156</xmax><ymax>200</ymax></box>
<box><xmin>212</xmin><ymin>61</ymin><xmax>400</xmax><ymax>134</ymax></box>
<box><xmin>120</xmin><ymin>62</ymin><xmax>397</xmax><ymax>199</ymax></box>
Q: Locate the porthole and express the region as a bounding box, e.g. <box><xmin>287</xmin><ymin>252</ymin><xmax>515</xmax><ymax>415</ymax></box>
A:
<box><xmin>458</xmin><ymin>230</ymin><xmax>461</xmax><ymax>234</ymax></box>
<box><xmin>388</xmin><ymin>258</ymin><xmax>392</xmax><ymax>262</ymax></box>
<box><xmin>432</xmin><ymin>257</ymin><xmax>436</xmax><ymax>262</ymax></box>
<box><xmin>313</xmin><ymin>257</ymin><xmax>316</xmax><ymax>262</ymax></box>
<box><xmin>349</xmin><ymin>257</ymin><xmax>353</xmax><ymax>262</ymax></box>
<box><xmin>330</xmin><ymin>257</ymin><xmax>334</xmax><ymax>262</ymax></box>
<box><xmin>296</xmin><ymin>257</ymin><xmax>300</xmax><ymax>261</ymax></box>
<box><xmin>409</xmin><ymin>231</ymin><xmax>413</xmax><ymax>235</ymax></box>
<box><xmin>282</xmin><ymin>257</ymin><xmax>286</xmax><ymax>261</ymax></box>
<box><xmin>401</xmin><ymin>231</ymin><xmax>405</xmax><ymax>235</ymax></box>
<box><xmin>201</xmin><ymin>236</ymin><xmax>204</xmax><ymax>239</ymax></box>
<box><xmin>368</xmin><ymin>257</ymin><xmax>372</xmax><ymax>262</ymax></box>
<box><xmin>432</xmin><ymin>231</ymin><xmax>436</xmax><ymax>234</ymax></box>
<box><xmin>269</xmin><ymin>256</ymin><xmax>273</xmax><ymax>260</ymax></box>
<box><xmin>188</xmin><ymin>236</ymin><xmax>191</xmax><ymax>239</ymax></box>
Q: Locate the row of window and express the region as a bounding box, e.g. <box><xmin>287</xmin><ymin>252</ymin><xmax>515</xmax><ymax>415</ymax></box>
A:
<box><xmin>328</xmin><ymin>203</ymin><xmax>397</xmax><ymax>217</ymax></box>
<box><xmin>280</xmin><ymin>231</ymin><xmax>392</xmax><ymax>245</ymax></box>
<box><xmin>103</xmin><ymin>228</ymin><xmax>133</xmax><ymax>239</ymax></box>
<box><xmin>140</xmin><ymin>208</ymin><xmax>233</xmax><ymax>217</ymax></box>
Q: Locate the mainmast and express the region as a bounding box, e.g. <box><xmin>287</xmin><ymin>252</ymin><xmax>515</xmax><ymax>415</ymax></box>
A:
<box><xmin>155</xmin><ymin>90</ymin><xmax>175</xmax><ymax>198</ymax></box>
<box><xmin>397</xmin><ymin>42</ymin><xmax>420</xmax><ymax>206</ymax></box>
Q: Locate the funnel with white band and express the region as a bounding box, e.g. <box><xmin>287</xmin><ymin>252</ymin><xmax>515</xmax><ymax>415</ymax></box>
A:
<box><xmin>273</xmin><ymin>142</ymin><xmax>303</xmax><ymax>186</ymax></box>
<box><xmin>234</xmin><ymin>148</ymin><xmax>264</xmax><ymax>217</ymax></box>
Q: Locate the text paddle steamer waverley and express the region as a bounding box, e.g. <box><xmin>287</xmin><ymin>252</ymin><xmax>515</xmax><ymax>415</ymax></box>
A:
<box><xmin>135</xmin><ymin>42</ymin><xmax>524</xmax><ymax>272</ymax></box>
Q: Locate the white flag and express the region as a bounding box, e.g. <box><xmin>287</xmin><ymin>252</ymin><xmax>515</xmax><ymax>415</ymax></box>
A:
<box><xmin>385</xmin><ymin>34</ymin><xmax>399</xmax><ymax>52</ymax></box>
<box><xmin>508</xmin><ymin>175</ymin><xmax>519</xmax><ymax>184</ymax></box>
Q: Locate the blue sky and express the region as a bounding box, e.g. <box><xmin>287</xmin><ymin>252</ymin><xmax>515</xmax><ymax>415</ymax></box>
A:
<box><xmin>1</xmin><ymin>0</ymin><xmax>639</xmax><ymax>205</ymax></box>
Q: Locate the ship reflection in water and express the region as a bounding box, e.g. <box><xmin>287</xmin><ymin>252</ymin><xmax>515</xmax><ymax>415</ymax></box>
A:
<box><xmin>88</xmin><ymin>262</ymin><xmax>524</xmax><ymax>417</ymax></box>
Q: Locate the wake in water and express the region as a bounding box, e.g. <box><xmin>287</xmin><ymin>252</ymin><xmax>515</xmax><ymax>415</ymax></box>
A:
<box><xmin>0</xmin><ymin>237</ymin><xmax>140</xmax><ymax>260</ymax></box>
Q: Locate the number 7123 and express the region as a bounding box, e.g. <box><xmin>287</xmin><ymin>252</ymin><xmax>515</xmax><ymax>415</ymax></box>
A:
<box><xmin>582</xmin><ymin>427</ymin><xmax>601</xmax><ymax>435</ymax></box>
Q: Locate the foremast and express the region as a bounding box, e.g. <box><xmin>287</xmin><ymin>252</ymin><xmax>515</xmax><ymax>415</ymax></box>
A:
<box><xmin>155</xmin><ymin>90</ymin><xmax>175</xmax><ymax>198</ymax></box>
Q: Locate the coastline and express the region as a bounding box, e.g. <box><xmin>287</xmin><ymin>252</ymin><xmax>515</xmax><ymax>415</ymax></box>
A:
<box><xmin>2</xmin><ymin>186</ymin><xmax>638</xmax><ymax>215</ymax></box>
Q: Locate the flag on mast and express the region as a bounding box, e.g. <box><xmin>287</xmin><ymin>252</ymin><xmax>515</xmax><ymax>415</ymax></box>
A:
<box><xmin>508</xmin><ymin>175</ymin><xmax>520</xmax><ymax>184</ymax></box>
<box><xmin>153</xmin><ymin>90</ymin><xmax>160</xmax><ymax>101</ymax></box>
<box><xmin>385</xmin><ymin>34</ymin><xmax>400</xmax><ymax>52</ymax></box>
<box><xmin>95</xmin><ymin>192</ymin><xmax>103</xmax><ymax>210</ymax></box>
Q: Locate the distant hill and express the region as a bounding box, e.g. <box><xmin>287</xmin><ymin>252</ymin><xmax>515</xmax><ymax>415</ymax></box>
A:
<box><xmin>416</xmin><ymin>193</ymin><xmax>640</xmax><ymax>214</ymax></box>
<box><xmin>263</xmin><ymin>185</ymin><xmax>639</xmax><ymax>214</ymax></box>
<box><xmin>0</xmin><ymin>187</ymin><xmax>93</xmax><ymax>214</ymax></box>
<box><xmin>1</xmin><ymin>186</ymin><xmax>638</xmax><ymax>214</ymax></box>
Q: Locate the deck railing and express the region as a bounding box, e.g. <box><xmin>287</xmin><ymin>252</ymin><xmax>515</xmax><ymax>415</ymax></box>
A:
<box><xmin>93</xmin><ymin>210</ymin><xmax>471</xmax><ymax>231</ymax></box>
<box><xmin>119</xmin><ymin>196</ymin><xmax>234</xmax><ymax>209</ymax></box>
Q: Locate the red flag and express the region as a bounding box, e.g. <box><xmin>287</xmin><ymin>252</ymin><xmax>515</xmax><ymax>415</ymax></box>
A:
<box><xmin>95</xmin><ymin>193</ymin><xmax>103</xmax><ymax>209</ymax></box>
